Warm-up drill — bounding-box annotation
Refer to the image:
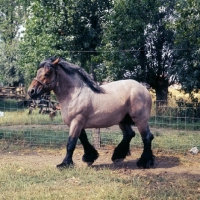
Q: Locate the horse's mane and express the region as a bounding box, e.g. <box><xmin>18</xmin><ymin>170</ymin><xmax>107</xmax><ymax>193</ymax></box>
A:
<box><xmin>40</xmin><ymin>57</ymin><xmax>105</xmax><ymax>94</ymax></box>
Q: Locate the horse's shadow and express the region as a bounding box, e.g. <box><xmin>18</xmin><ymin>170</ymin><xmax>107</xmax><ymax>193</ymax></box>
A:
<box><xmin>91</xmin><ymin>156</ymin><xmax>180</xmax><ymax>170</ymax></box>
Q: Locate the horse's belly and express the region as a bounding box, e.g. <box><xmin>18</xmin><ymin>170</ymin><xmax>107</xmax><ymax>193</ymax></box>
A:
<box><xmin>85</xmin><ymin>120</ymin><xmax>117</xmax><ymax>128</ymax></box>
<box><xmin>84</xmin><ymin>111</ymin><xmax>125</xmax><ymax>128</ymax></box>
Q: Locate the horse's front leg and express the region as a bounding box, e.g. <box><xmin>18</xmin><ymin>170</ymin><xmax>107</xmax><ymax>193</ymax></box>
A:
<box><xmin>57</xmin><ymin>122</ymin><xmax>82</xmax><ymax>169</ymax></box>
<box><xmin>79</xmin><ymin>129</ymin><xmax>99</xmax><ymax>166</ymax></box>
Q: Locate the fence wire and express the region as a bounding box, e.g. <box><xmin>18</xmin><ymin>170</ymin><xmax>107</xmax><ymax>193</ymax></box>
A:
<box><xmin>0</xmin><ymin>99</ymin><xmax>200</xmax><ymax>153</ymax></box>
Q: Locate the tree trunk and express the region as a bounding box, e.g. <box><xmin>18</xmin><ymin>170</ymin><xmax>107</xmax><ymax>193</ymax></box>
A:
<box><xmin>139</xmin><ymin>46</ymin><xmax>147</xmax><ymax>83</ymax></box>
<box><xmin>155</xmin><ymin>75</ymin><xmax>169</xmax><ymax>115</ymax></box>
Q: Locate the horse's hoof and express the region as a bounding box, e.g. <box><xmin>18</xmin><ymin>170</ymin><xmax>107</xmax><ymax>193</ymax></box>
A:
<box><xmin>136</xmin><ymin>157</ymin><xmax>154</xmax><ymax>169</ymax></box>
<box><xmin>86</xmin><ymin>162</ymin><xmax>94</xmax><ymax>166</ymax></box>
<box><xmin>113</xmin><ymin>158</ymin><xmax>124</xmax><ymax>163</ymax></box>
<box><xmin>56</xmin><ymin>162</ymin><xmax>74</xmax><ymax>170</ymax></box>
<box><xmin>82</xmin><ymin>152</ymin><xmax>99</xmax><ymax>164</ymax></box>
<box><xmin>111</xmin><ymin>146</ymin><xmax>129</xmax><ymax>162</ymax></box>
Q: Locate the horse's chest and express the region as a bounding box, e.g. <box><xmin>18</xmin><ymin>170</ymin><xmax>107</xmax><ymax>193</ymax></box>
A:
<box><xmin>60</xmin><ymin>98</ymin><xmax>89</xmax><ymax>125</ymax></box>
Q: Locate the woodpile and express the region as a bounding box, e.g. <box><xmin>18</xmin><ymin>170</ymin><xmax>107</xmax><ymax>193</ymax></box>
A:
<box><xmin>0</xmin><ymin>86</ymin><xmax>25</xmax><ymax>99</ymax></box>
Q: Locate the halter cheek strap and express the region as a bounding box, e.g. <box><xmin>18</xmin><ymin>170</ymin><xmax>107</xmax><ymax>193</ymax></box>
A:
<box><xmin>34</xmin><ymin>77</ymin><xmax>48</xmax><ymax>89</ymax></box>
<box><xmin>33</xmin><ymin>70</ymin><xmax>58</xmax><ymax>89</ymax></box>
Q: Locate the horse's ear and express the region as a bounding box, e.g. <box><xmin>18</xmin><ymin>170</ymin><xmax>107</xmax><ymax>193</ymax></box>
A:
<box><xmin>52</xmin><ymin>58</ymin><xmax>59</xmax><ymax>65</ymax></box>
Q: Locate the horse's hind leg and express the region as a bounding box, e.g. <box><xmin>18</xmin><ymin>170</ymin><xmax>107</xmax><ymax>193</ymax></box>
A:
<box><xmin>111</xmin><ymin>123</ymin><xmax>135</xmax><ymax>162</ymax></box>
<box><xmin>136</xmin><ymin>122</ymin><xmax>154</xmax><ymax>168</ymax></box>
<box><xmin>79</xmin><ymin>129</ymin><xmax>99</xmax><ymax>166</ymax></box>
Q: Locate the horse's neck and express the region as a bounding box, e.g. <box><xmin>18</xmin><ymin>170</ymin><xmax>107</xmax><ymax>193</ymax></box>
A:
<box><xmin>53</xmin><ymin>71</ymin><xmax>82</xmax><ymax>103</ymax></box>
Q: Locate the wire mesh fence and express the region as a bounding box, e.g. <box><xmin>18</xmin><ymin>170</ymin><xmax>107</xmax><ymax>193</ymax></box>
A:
<box><xmin>0</xmin><ymin>99</ymin><xmax>200</xmax><ymax>153</ymax></box>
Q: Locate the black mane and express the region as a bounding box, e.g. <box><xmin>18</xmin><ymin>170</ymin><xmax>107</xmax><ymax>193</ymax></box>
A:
<box><xmin>40</xmin><ymin>57</ymin><xmax>105</xmax><ymax>94</ymax></box>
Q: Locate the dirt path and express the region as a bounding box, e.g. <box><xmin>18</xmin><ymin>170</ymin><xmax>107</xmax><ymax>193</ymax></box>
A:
<box><xmin>1</xmin><ymin>148</ymin><xmax>200</xmax><ymax>176</ymax></box>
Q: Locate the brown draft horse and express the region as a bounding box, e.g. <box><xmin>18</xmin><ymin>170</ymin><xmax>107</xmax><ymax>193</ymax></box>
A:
<box><xmin>28</xmin><ymin>57</ymin><xmax>154</xmax><ymax>169</ymax></box>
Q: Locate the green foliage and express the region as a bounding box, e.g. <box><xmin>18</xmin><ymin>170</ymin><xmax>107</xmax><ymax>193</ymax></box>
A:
<box><xmin>97</xmin><ymin>0</ymin><xmax>177</xmax><ymax>101</ymax></box>
<box><xmin>0</xmin><ymin>0</ymin><xmax>25</xmax><ymax>86</ymax></box>
<box><xmin>19</xmin><ymin>0</ymin><xmax>112</xmax><ymax>85</ymax></box>
<box><xmin>97</xmin><ymin>0</ymin><xmax>150</xmax><ymax>81</ymax></box>
<box><xmin>174</xmin><ymin>0</ymin><xmax>200</xmax><ymax>93</ymax></box>
<box><xmin>66</xmin><ymin>0</ymin><xmax>112</xmax><ymax>69</ymax></box>
<box><xmin>19</xmin><ymin>0</ymin><xmax>71</xmax><ymax>84</ymax></box>
<box><xmin>1</xmin><ymin>0</ymin><xmax>200</xmax><ymax>98</ymax></box>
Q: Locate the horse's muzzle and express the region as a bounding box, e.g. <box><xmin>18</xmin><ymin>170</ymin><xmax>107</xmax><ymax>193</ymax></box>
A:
<box><xmin>28</xmin><ymin>88</ymin><xmax>35</xmax><ymax>98</ymax></box>
<box><xmin>27</xmin><ymin>87</ymin><xmax>42</xmax><ymax>99</ymax></box>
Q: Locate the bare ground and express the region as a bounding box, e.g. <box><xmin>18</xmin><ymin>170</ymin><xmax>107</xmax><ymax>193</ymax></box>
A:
<box><xmin>0</xmin><ymin>147</ymin><xmax>200</xmax><ymax>176</ymax></box>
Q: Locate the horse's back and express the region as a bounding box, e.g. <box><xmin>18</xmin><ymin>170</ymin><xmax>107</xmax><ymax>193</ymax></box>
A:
<box><xmin>102</xmin><ymin>79</ymin><xmax>147</xmax><ymax>91</ymax></box>
<box><xmin>102</xmin><ymin>79</ymin><xmax>150</xmax><ymax>101</ymax></box>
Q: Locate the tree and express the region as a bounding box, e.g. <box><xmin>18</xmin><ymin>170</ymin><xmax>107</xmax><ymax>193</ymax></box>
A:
<box><xmin>19</xmin><ymin>0</ymin><xmax>71</xmax><ymax>84</ymax></box>
<box><xmin>173</xmin><ymin>0</ymin><xmax>200</xmax><ymax>94</ymax></box>
<box><xmin>98</xmin><ymin>0</ymin><xmax>177</xmax><ymax>103</ymax></box>
<box><xmin>0</xmin><ymin>0</ymin><xmax>25</xmax><ymax>86</ymax></box>
<box><xmin>145</xmin><ymin>1</ymin><xmax>177</xmax><ymax>103</ymax></box>
<box><xmin>66</xmin><ymin>0</ymin><xmax>112</xmax><ymax>80</ymax></box>
<box><xmin>97</xmin><ymin>0</ymin><xmax>151</xmax><ymax>81</ymax></box>
<box><xmin>19</xmin><ymin>0</ymin><xmax>112</xmax><ymax>84</ymax></box>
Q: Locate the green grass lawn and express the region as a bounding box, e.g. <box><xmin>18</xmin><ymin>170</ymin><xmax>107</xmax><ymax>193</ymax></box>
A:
<box><xmin>0</xmin><ymin>160</ymin><xmax>199</xmax><ymax>200</ymax></box>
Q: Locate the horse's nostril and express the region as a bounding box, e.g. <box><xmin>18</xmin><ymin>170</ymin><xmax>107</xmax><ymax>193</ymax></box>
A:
<box><xmin>31</xmin><ymin>89</ymin><xmax>35</xmax><ymax>95</ymax></box>
<box><xmin>28</xmin><ymin>88</ymin><xmax>35</xmax><ymax>97</ymax></box>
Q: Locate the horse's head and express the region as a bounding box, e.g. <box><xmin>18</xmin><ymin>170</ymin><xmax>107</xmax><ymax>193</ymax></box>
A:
<box><xmin>28</xmin><ymin>58</ymin><xmax>59</xmax><ymax>99</ymax></box>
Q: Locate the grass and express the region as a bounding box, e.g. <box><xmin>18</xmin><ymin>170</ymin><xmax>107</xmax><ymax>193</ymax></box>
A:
<box><xmin>0</xmin><ymin>125</ymin><xmax>200</xmax><ymax>154</ymax></box>
<box><xmin>0</xmin><ymin>161</ymin><xmax>199</xmax><ymax>200</ymax></box>
<box><xmin>0</xmin><ymin>110</ymin><xmax>63</xmax><ymax>126</ymax></box>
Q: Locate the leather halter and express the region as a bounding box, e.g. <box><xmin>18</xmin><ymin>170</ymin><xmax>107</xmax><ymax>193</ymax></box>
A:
<box><xmin>33</xmin><ymin>69</ymin><xmax>58</xmax><ymax>89</ymax></box>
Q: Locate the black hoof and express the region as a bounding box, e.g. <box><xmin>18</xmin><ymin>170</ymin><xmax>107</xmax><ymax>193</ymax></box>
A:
<box><xmin>56</xmin><ymin>162</ymin><xmax>74</xmax><ymax>170</ymax></box>
<box><xmin>111</xmin><ymin>145</ymin><xmax>129</xmax><ymax>162</ymax></box>
<box><xmin>82</xmin><ymin>149</ymin><xmax>99</xmax><ymax>164</ymax></box>
<box><xmin>136</xmin><ymin>153</ymin><xmax>155</xmax><ymax>169</ymax></box>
